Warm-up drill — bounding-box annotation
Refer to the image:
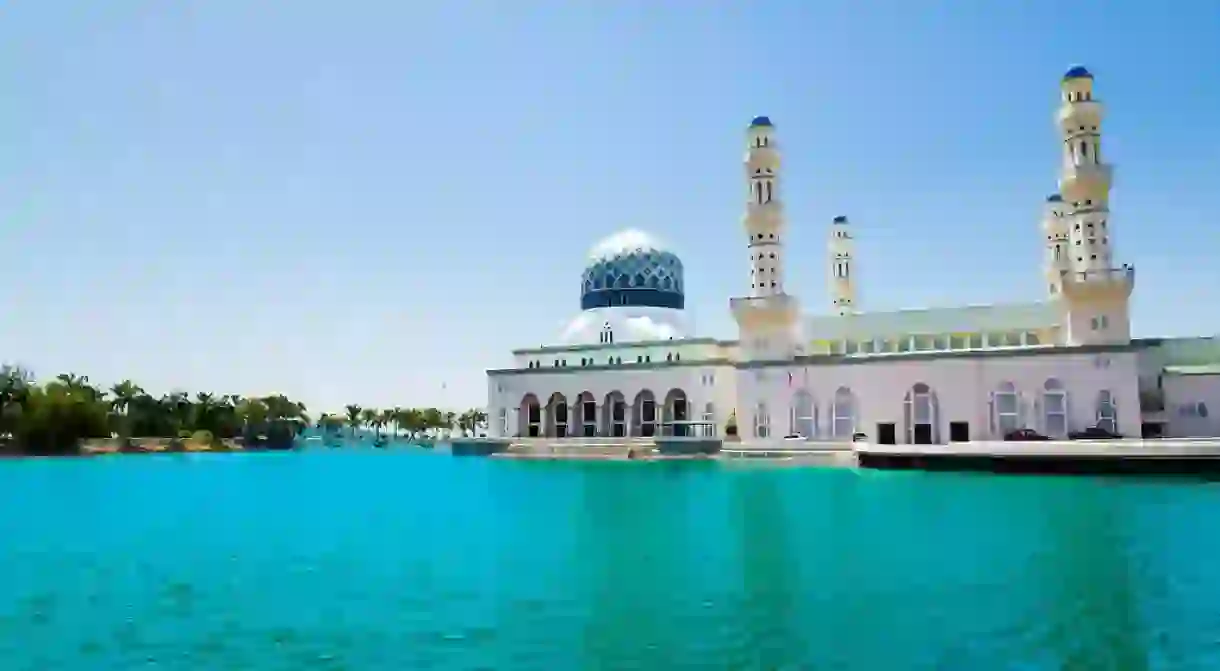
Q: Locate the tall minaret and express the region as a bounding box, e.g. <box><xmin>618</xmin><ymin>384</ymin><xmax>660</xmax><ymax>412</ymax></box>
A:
<box><xmin>731</xmin><ymin>116</ymin><xmax>800</xmax><ymax>361</ymax></box>
<box><xmin>828</xmin><ymin>215</ymin><xmax>856</xmax><ymax>315</ymax></box>
<box><xmin>1054</xmin><ymin>66</ymin><xmax>1134</xmax><ymax>345</ymax></box>
<box><xmin>1041</xmin><ymin>194</ymin><xmax>1071</xmax><ymax>297</ymax></box>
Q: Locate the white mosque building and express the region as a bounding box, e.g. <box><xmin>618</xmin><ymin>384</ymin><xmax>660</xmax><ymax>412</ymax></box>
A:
<box><xmin>486</xmin><ymin>66</ymin><xmax>1220</xmax><ymax>444</ymax></box>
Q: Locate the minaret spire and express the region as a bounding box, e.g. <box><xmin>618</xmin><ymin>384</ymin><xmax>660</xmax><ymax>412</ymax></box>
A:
<box><xmin>1052</xmin><ymin>66</ymin><xmax>1134</xmax><ymax>345</ymax></box>
<box><xmin>828</xmin><ymin>216</ymin><xmax>857</xmax><ymax>315</ymax></box>
<box><xmin>731</xmin><ymin>116</ymin><xmax>801</xmax><ymax>361</ymax></box>
<box><xmin>743</xmin><ymin>116</ymin><xmax>786</xmax><ymax>296</ymax></box>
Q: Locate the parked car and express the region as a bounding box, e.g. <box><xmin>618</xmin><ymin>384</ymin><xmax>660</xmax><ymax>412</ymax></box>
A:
<box><xmin>1069</xmin><ymin>426</ymin><xmax>1123</xmax><ymax>440</ymax></box>
<box><xmin>1004</xmin><ymin>428</ymin><xmax>1052</xmax><ymax>441</ymax></box>
<box><xmin>851</xmin><ymin>432</ymin><xmax>868</xmax><ymax>442</ymax></box>
<box><xmin>783</xmin><ymin>433</ymin><xmax>806</xmax><ymax>441</ymax></box>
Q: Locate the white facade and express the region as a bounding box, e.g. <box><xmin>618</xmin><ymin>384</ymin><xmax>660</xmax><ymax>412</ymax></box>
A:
<box><xmin>486</xmin><ymin>67</ymin><xmax>1220</xmax><ymax>443</ymax></box>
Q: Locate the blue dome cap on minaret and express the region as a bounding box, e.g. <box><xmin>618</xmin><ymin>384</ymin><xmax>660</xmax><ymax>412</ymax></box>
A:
<box><xmin>1063</xmin><ymin>65</ymin><xmax>1093</xmax><ymax>80</ymax></box>
<box><xmin>1046</xmin><ymin>193</ymin><xmax>1062</xmax><ymax>202</ymax></box>
<box><xmin>580</xmin><ymin>230</ymin><xmax>685</xmax><ymax>311</ymax></box>
<box><xmin>750</xmin><ymin>116</ymin><xmax>773</xmax><ymax>127</ymax></box>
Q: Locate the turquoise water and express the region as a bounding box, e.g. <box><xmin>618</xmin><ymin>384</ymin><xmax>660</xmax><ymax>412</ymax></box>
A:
<box><xmin>2</xmin><ymin>450</ymin><xmax>1219</xmax><ymax>670</ymax></box>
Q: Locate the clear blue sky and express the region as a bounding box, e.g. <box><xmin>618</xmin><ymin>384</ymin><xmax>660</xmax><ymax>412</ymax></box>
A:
<box><xmin>2</xmin><ymin>1</ymin><xmax>1218</xmax><ymax>413</ymax></box>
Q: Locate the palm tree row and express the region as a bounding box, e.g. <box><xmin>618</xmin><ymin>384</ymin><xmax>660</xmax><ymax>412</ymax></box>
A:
<box><xmin>1</xmin><ymin>366</ymin><xmax>310</xmax><ymax>455</ymax></box>
<box><xmin>0</xmin><ymin>365</ymin><xmax>490</xmax><ymax>456</ymax></box>
<box><xmin>316</xmin><ymin>406</ymin><xmax>487</xmax><ymax>441</ymax></box>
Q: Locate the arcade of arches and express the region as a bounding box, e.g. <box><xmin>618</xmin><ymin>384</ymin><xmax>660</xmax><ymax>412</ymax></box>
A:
<box><xmin>516</xmin><ymin>389</ymin><xmax>695</xmax><ymax>438</ymax></box>
<box><xmin>768</xmin><ymin>379</ymin><xmax>1119</xmax><ymax>444</ymax></box>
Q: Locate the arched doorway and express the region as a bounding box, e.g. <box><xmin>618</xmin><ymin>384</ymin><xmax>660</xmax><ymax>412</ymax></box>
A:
<box><xmin>790</xmin><ymin>390</ymin><xmax>815</xmax><ymax>438</ymax></box>
<box><xmin>602</xmin><ymin>391</ymin><xmax>627</xmax><ymax>437</ymax></box>
<box><xmin>575</xmin><ymin>391</ymin><xmax>597</xmax><ymax>437</ymax></box>
<box><xmin>662</xmin><ymin>388</ymin><xmax>689</xmax><ymax>436</ymax></box>
<box><xmin>545</xmin><ymin>392</ymin><xmax>569</xmax><ymax>438</ymax></box>
<box><xmin>904</xmin><ymin>383</ymin><xmax>940</xmax><ymax>444</ymax></box>
<box><xmin>632</xmin><ymin>390</ymin><xmax>657</xmax><ymax>437</ymax></box>
<box><xmin>992</xmin><ymin>382</ymin><xmax>1020</xmax><ymax>437</ymax></box>
<box><xmin>519</xmin><ymin>393</ymin><xmax>541</xmax><ymax>438</ymax></box>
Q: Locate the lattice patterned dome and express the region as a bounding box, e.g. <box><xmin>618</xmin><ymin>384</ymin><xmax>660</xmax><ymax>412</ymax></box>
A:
<box><xmin>580</xmin><ymin>230</ymin><xmax>685</xmax><ymax>311</ymax></box>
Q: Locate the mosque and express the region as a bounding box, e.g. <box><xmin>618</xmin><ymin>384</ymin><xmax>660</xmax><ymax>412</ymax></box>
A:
<box><xmin>486</xmin><ymin>67</ymin><xmax>1220</xmax><ymax>444</ymax></box>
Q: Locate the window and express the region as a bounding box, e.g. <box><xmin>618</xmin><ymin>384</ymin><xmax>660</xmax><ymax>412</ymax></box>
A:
<box><xmin>904</xmin><ymin>383</ymin><xmax>939</xmax><ymax>444</ymax></box>
<box><xmin>702</xmin><ymin>403</ymin><xmax>715</xmax><ymax>433</ymax></box>
<box><xmin>992</xmin><ymin>382</ymin><xmax>1020</xmax><ymax>436</ymax></box>
<box><xmin>832</xmin><ymin>387</ymin><xmax>856</xmax><ymax>438</ymax></box>
<box><xmin>790</xmin><ymin>390</ymin><xmax>815</xmax><ymax>438</ymax></box>
<box><xmin>498</xmin><ymin>408</ymin><xmax>508</xmax><ymax>436</ymax></box>
<box><xmin>1043</xmin><ymin>378</ymin><xmax>1068</xmax><ymax>437</ymax></box>
<box><xmin>754</xmin><ymin>403</ymin><xmax>771</xmax><ymax>438</ymax></box>
<box><xmin>1096</xmin><ymin>390</ymin><xmax>1117</xmax><ymax>433</ymax></box>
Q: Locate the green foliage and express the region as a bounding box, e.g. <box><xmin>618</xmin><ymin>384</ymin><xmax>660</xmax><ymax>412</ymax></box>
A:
<box><xmin>0</xmin><ymin>364</ymin><xmax>492</xmax><ymax>455</ymax></box>
<box><xmin>0</xmin><ymin>366</ymin><xmax>310</xmax><ymax>455</ymax></box>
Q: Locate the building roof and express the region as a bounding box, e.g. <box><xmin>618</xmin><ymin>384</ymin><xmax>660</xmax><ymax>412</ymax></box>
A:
<box><xmin>1164</xmin><ymin>364</ymin><xmax>1220</xmax><ymax>376</ymax></box>
<box><xmin>805</xmin><ymin>302</ymin><xmax>1059</xmax><ymax>341</ymax></box>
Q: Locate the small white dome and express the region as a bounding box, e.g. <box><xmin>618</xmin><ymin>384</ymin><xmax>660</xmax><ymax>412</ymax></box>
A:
<box><xmin>587</xmin><ymin>229</ymin><xmax>673</xmax><ymax>263</ymax></box>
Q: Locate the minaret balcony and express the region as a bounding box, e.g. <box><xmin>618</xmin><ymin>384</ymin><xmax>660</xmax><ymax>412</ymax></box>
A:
<box><xmin>1059</xmin><ymin>265</ymin><xmax>1134</xmax><ymax>300</ymax></box>
<box><xmin>1058</xmin><ymin>163</ymin><xmax>1112</xmax><ymax>198</ymax></box>
<box><xmin>743</xmin><ymin>201</ymin><xmax>784</xmax><ymax>221</ymax></box>
<box><xmin>730</xmin><ymin>294</ymin><xmax>799</xmax><ymax>328</ymax></box>
<box><xmin>1057</xmin><ymin>100</ymin><xmax>1102</xmax><ymax>127</ymax></box>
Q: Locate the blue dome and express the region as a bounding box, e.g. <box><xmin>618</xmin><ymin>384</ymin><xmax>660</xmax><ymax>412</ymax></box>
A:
<box><xmin>580</xmin><ymin>230</ymin><xmax>685</xmax><ymax>311</ymax></box>
<box><xmin>1046</xmin><ymin>193</ymin><xmax>1062</xmax><ymax>202</ymax></box>
<box><xmin>1063</xmin><ymin>65</ymin><xmax>1092</xmax><ymax>80</ymax></box>
<box><xmin>750</xmin><ymin>116</ymin><xmax>773</xmax><ymax>127</ymax></box>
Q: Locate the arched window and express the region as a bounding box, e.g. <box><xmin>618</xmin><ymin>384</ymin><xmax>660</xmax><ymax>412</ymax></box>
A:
<box><xmin>754</xmin><ymin>403</ymin><xmax>770</xmax><ymax>438</ymax></box>
<box><xmin>789</xmin><ymin>390</ymin><xmax>815</xmax><ymax>438</ymax></box>
<box><xmin>832</xmin><ymin>387</ymin><xmax>856</xmax><ymax>438</ymax></box>
<box><xmin>1043</xmin><ymin>378</ymin><xmax>1068</xmax><ymax>437</ymax></box>
<box><xmin>992</xmin><ymin>382</ymin><xmax>1020</xmax><ymax>436</ymax></box>
<box><xmin>1096</xmin><ymin>390</ymin><xmax>1117</xmax><ymax>433</ymax></box>
<box><xmin>904</xmin><ymin>383</ymin><xmax>940</xmax><ymax>444</ymax></box>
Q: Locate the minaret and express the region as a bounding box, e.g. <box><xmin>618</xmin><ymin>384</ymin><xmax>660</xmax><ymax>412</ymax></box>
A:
<box><xmin>730</xmin><ymin>116</ymin><xmax>800</xmax><ymax>361</ymax></box>
<box><xmin>828</xmin><ymin>215</ymin><xmax>856</xmax><ymax>315</ymax></box>
<box><xmin>1054</xmin><ymin>66</ymin><xmax>1134</xmax><ymax>345</ymax></box>
<box><xmin>1041</xmin><ymin>194</ymin><xmax>1071</xmax><ymax>296</ymax></box>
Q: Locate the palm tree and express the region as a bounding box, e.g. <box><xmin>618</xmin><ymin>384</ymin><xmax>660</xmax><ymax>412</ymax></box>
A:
<box><xmin>344</xmin><ymin>405</ymin><xmax>362</xmax><ymax>438</ymax></box>
<box><xmin>390</xmin><ymin>406</ymin><xmax>404</xmax><ymax>437</ymax></box>
<box><xmin>360</xmin><ymin>408</ymin><xmax>379</xmax><ymax>439</ymax></box>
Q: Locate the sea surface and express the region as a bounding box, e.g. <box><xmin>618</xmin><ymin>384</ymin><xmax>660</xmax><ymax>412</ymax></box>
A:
<box><xmin>1</xmin><ymin>447</ymin><xmax>1219</xmax><ymax>670</ymax></box>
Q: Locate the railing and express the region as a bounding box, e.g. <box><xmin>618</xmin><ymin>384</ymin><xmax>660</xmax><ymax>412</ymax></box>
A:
<box><xmin>1060</xmin><ymin>265</ymin><xmax>1135</xmax><ymax>284</ymax></box>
